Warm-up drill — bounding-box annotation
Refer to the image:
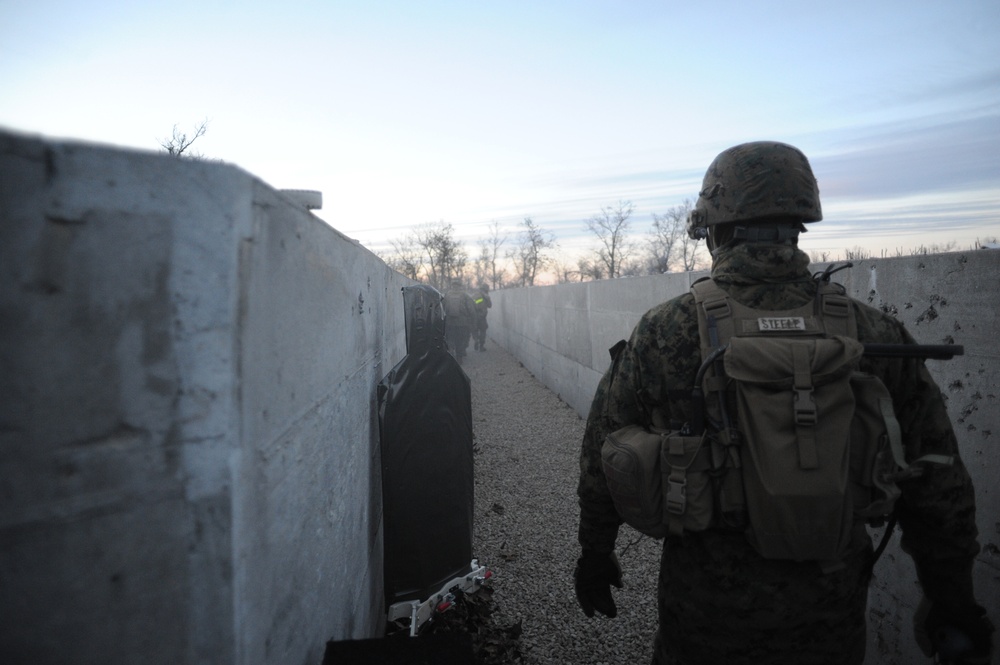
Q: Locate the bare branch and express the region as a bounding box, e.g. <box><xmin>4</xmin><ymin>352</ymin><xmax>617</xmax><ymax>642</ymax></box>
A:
<box><xmin>509</xmin><ymin>217</ymin><xmax>556</xmax><ymax>287</ymax></box>
<box><xmin>414</xmin><ymin>221</ymin><xmax>467</xmax><ymax>290</ymax></box>
<box><xmin>158</xmin><ymin>119</ymin><xmax>209</xmax><ymax>158</ymax></box>
<box><xmin>585</xmin><ymin>200</ymin><xmax>634</xmax><ymax>279</ymax></box>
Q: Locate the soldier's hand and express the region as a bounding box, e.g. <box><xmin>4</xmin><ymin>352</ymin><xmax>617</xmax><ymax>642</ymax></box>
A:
<box><xmin>574</xmin><ymin>550</ymin><xmax>623</xmax><ymax>618</ymax></box>
<box><xmin>919</xmin><ymin>599</ymin><xmax>994</xmax><ymax>664</ymax></box>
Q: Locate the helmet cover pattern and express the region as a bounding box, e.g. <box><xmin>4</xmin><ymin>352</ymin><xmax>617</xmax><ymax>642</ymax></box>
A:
<box><xmin>687</xmin><ymin>141</ymin><xmax>822</xmax><ymax>239</ymax></box>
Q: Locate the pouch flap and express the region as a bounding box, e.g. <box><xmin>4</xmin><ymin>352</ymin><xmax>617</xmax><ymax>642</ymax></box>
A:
<box><xmin>724</xmin><ymin>335</ymin><xmax>864</xmax><ymax>387</ymax></box>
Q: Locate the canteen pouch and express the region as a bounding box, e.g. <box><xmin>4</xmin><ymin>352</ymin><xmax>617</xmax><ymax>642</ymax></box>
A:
<box><xmin>602</xmin><ymin>425</ymin><xmax>713</xmax><ymax>539</ymax></box>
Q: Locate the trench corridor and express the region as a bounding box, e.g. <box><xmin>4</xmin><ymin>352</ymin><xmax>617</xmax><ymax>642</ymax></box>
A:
<box><xmin>462</xmin><ymin>341</ymin><xmax>661</xmax><ymax>665</ymax></box>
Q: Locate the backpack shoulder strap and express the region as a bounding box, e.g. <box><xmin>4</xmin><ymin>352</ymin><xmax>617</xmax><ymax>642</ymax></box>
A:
<box><xmin>689</xmin><ymin>279</ymin><xmax>738</xmax><ymax>449</ymax></box>
<box><xmin>693</xmin><ymin>277</ymin><xmax>857</xmax><ymax>342</ymax></box>
<box><xmin>691</xmin><ymin>278</ymin><xmax>733</xmax><ymax>354</ymax></box>
<box><xmin>815</xmin><ymin>281</ymin><xmax>857</xmax><ymax>339</ymax></box>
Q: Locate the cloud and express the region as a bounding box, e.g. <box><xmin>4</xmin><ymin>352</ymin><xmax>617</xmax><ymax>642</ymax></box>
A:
<box><xmin>812</xmin><ymin>106</ymin><xmax>1000</xmax><ymax>200</ymax></box>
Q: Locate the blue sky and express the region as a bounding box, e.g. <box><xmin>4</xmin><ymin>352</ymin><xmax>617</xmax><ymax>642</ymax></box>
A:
<box><xmin>2</xmin><ymin>0</ymin><xmax>998</xmax><ymax>264</ymax></box>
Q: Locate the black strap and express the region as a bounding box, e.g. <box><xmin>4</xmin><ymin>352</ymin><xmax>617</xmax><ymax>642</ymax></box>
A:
<box><xmin>732</xmin><ymin>223</ymin><xmax>802</xmax><ymax>243</ymax></box>
<box><xmin>870</xmin><ymin>513</ymin><xmax>898</xmax><ymax>571</ymax></box>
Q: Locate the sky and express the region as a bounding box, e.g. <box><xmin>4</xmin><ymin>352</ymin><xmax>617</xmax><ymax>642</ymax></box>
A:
<box><xmin>2</xmin><ymin>0</ymin><xmax>999</xmax><ymax>269</ymax></box>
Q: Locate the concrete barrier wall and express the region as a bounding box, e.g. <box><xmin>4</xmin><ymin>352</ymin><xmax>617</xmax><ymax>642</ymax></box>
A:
<box><xmin>488</xmin><ymin>252</ymin><xmax>999</xmax><ymax>665</ymax></box>
<box><xmin>0</xmin><ymin>131</ymin><xmax>410</xmax><ymax>664</ymax></box>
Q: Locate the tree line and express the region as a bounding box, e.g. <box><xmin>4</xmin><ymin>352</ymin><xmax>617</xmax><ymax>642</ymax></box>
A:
<box><xmin>153</xmin><ymin>121</ymin><xmax>705</xmax><ymax>290</ymax></box>
<box><xmin>157</xmin><ymin>122</ymin><xmax>997</xmax><ymax>289</ymax></box>
<box><xmin>380</xmin><ymin>199</ymin><xmax>707</xmax><ymax>291</ymax></box>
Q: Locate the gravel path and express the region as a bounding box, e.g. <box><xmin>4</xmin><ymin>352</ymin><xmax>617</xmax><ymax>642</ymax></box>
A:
<box><xmin>461</xmin><ymin>342</ymin><xmax>662</xmax><ymax>665</ymax></box>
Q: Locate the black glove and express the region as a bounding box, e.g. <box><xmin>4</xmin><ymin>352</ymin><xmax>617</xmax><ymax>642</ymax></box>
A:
<box><xmin>919</xmin><ymin>599</ymin><xmax>994</xmax><ymax>664</ymax></box>
<box><xmin>574</xmin><ymin>550</ymin><xmax>623</xmax><ymax>618</ymax></box>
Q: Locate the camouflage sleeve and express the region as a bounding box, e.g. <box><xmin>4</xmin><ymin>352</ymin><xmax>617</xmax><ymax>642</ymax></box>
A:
<box><xmin>577</xmin><ymin>340</ymin><xmax>629</xmax><ymax>554</ymax></box>
<box><xmin>855</xmin><ymin>303</ymin><xmax>980</xmax><ymax>607</ymax></box>
<box><xmin>577</xmin><ymin>295</ymin><xmax>700</xmax><ymax>553</ymax></box>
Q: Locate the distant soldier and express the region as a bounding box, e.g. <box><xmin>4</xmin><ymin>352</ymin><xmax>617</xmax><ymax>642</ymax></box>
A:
<box><xmin>472</xmin><ymin>284</ymin><xmax>492</xmax><ymax>351</ymax></box>
<box><xmin>443</xmin><ymin>279</ymin><xmax>477</xmax><ymax>362</ymax></box>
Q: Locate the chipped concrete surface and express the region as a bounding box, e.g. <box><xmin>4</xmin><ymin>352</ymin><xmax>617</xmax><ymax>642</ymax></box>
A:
<box><xmin>1</xmin><ymin>130</ymin><xmax>409</xmax><ymax>664</ymax></box>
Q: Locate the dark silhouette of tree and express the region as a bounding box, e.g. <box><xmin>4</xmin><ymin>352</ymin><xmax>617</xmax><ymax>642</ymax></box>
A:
<box><xmin>475</xmin><ymin>220</ymin><xmax>508</xmax><ymax>290</ymax></box>
<box><xmin>648</xmin><ymin>199</ymin><xmax>690</xmax><ymax>273</ymax></box>
<box><xmin>510</xmin><ymin>217</ymin><xmax>555</xmax><ymax>287</ymax></box>
<box><xmin>381</xmin><ymin>221</ymin><xmax>467</xmax><ymax>289</ymax></box>
<box><xmin>159</xmin><ymin>119</ymin><xmax>209</xmax><ymax>158</ymax></box>
<box><xmin>645</xmin><ymin>199</ymin><xmax>705</xmax><ymax>272</ymax></box>
<box><xmin>415</xmin><ymin>221</ymin><xmax>467</xmax><ymax>290</ymax></box>
<box><xmin>384</xmin><ymin>236</ymin><xmax>423</xmax><ymax>281</ymax></box>
<box><xmin>586</xmin><ymin>200</ymin><xmax>635</xmax><ymax>279</ymax></box>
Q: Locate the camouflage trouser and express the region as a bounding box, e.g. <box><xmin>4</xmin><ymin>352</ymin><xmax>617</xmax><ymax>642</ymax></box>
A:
<box><xmin>474</xmin><ymin>318</ymin><xmax>488</xmax><ymax>349</ymax></box>
<box><xmin>446</xmin><ymin>324</ymin><xmax>471</xmax><ymax>359</ymax></box>
<box><xmin>649</xmin><ymin>529</ymin><xmax>871</xmax><ymax>665</ymax></box>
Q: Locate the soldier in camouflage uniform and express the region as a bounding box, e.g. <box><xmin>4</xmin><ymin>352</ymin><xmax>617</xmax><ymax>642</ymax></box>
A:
<box><xmin>472</xmin><ymin>283</ymin><xmax>492</xmax><ymax>351</ymax></box>
<box><xmin>443</xmin><ymin>278</ymin><xmax>477</xmax><ymax>362</ymax></box>
<box><xmin>574</xmin><ymin>142</ymin><xmax>993</xmax><ymax>664</ymax></box>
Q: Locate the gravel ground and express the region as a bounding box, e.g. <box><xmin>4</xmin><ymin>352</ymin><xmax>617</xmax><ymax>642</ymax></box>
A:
<box><xmin>461</xmin><ymin>342</ymin><xmax>662</xmax><ymax>665</ymax></box>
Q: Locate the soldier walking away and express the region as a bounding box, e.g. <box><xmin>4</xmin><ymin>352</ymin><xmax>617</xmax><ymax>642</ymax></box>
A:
<box><xmin>574</xmin><ymin>141</ymin><xmax>994</xmax><ymax>665</ymax></box>
<box><xmin>472</xmin><ymin>283</ymin><xmax>492</xmax><ymax>351</ymax></box>
<box><xmin>443</xmin><ymin>278</ymin><xmax>477</xmax><ymax>363</ymax></box>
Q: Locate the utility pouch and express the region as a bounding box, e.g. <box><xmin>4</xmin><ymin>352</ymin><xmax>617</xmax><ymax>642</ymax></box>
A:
<box><xmin>602</xmin><ymin>425</ymin><xmax>713</xmax><ymax>539</ymax></box>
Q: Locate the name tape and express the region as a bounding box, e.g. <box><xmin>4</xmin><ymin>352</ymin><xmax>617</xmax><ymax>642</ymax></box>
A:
<box><xmin>758</xmin><ymin>317</ymin><xmax>807</xmax><ymax>331</ymax></box>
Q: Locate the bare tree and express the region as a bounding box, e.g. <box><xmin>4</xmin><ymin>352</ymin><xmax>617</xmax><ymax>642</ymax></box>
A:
<box><xmin>480</xmin><ymin>220</ymin><xmax>508</xmax><ymax>290</ymax></box>
<box><xmin>909</xmin><ymin>241</ymin><xmax>958</xmax><ymax>255</ymax></box>
<box><xmin>510</xmin><ymin>217</ymin><xmax>555</xmax><ymax>287</ymax></box>
<box><xmin>677</xmin><ymin>229</ymin><xmax>705</xmax><ymax>271</ymax></box>
<box><xmin>552</xmin><ymin>260</ymin><xmax>577</xmax><ymax>284</ymax></box>
<box><xmin>415</xmin><ymin>222</ymin><xmax>467</xmax><ymax>290</ymax></box>
<box><xmin>383</xmin><ymin>236</ymin><xmax>423</xmax><ymax>281</ymax></box>
<box><xmin>586</xmin><ymin>200</ymin><xmax>635</xmax><ymax>279</ymax></box>
<box><xmin>159</xmin><ymin>119</ymin><xmax>209</xmax><ymax>158</ymax></box>
<box><xmin>647</xmin><ymin>199</ymin><xmax>693</xmax><ymax>274</ymax></box>
<box><xmin>577</xmin><ymin>257</ymin><xmax>604</xmax><ymax>282</ymax></box>
<box><xmin>473</xmin><ymin>241</ymin><xmax>491</xmax><ymax>288</ymax></box>
<box><xmin>619</xmin><ymin>258</ymin><xmax>645</xmax><ymax>277</ymax></box>
<box><xmin>844</xmin><ymin>246</ymin><xmax>873</xmax><ymax>260</ymax></box>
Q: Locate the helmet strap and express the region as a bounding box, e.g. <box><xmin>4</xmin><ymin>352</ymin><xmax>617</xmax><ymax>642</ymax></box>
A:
<box><xmin>731</xmin><ymin>222</ymin><xmax>805</xmax><ymax>243</ymax></box>
<box><xmin>709</xmin><ymin>221</ymin><xmax>805</xmax><ymax>256</ymax></box>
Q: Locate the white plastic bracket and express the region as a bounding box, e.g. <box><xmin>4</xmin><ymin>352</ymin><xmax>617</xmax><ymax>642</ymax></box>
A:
<box><xmin>386</xmin><ymin>559</ymin><xmax>491</xmax><ymax>637</ymax></box>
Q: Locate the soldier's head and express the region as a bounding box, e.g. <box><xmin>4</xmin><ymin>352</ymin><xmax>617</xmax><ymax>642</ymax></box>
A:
<box><xmin>478</xmin><ymin>283</ymin><xmax>489</xmax><ymax>293</ymax></box>
<box><xmin>686</xmin><ymin>141</ymin><xmax>822</xmax><ymax>253</ymax></box>
<box><xmin>450</xmin><ymin>278</ymin><xmax>463</xmax><ymax>289</ymax></box>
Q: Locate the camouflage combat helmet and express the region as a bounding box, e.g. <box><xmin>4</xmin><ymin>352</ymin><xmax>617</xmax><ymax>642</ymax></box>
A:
<box><xmin>687</xmin><ymin>141</ymin><xmax>822</xmax><ymax>241</ymax></box>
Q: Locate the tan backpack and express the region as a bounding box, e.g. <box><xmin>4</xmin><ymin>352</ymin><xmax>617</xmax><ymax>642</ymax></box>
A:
<box><xmin>601</xmin><ymin>271</ymin><xmax>954</xmax><ymax>563</ymax></box>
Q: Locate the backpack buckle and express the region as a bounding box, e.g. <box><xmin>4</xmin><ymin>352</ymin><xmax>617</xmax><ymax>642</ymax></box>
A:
<box><xmin>666</xmin><ymin>473</ymin><xmax>687</xmax><ymax>515</ymax></box>
<box><xmin>823</xmin><ymin>295</ymin><xmax>850</xmax><ymax>319</ymax></box>
<box><xmin>794</xmin><ymin>388</ymin><xmax>817</xmax><ymax>426</ymax></box>
<box><xmin>703</xmin><ymin>297</ymin><xmax>731</xmax><ymax>321</ymax></box>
